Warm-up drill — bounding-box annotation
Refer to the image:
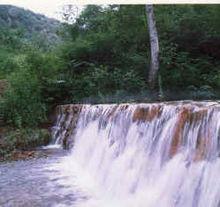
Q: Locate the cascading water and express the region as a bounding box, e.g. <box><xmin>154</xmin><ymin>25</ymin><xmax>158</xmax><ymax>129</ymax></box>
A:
<box><xmin>50</xmin><ymin>101</ymin><xmax>220</xmax><ymax>207</ymax></box>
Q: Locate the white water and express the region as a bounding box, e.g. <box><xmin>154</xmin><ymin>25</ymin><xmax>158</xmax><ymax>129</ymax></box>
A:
<box><xmin>50</xmin><ymin>102</ymin><xmax>220</xmax><ymax>207</ymax></box>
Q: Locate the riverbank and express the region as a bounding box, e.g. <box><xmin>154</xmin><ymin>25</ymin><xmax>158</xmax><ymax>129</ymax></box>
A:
<box><xmin>0</xmin><ymin>127</ymin><xmax>51</xmax><ymax>162</ymax></box>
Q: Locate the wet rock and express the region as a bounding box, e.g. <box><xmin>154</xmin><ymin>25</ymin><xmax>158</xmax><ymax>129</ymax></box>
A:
<box><xmin>0</xmin><ymin>149</ymin><xmax>48</xmax><ymax>162</ymax></box>
<box><xmin>53</xmin><ymin>104</ymin><xmax>82</xmax><ymax>149</ymax></box>
<box><xmin>169</xmin><ymin>107</ymin><xmax>191</xmax><ymax>157</ymax></box>
<box><xmin>132</xmin><ymin>105</ymin><xmax>162</xmax><ymax>122</ymax></box>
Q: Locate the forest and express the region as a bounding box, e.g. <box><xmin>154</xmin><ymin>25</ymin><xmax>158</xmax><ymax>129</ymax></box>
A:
<box><xmin>0</xmin><ymin>4</ymin><xmax>220</xmax><ymax>159</ymax></box>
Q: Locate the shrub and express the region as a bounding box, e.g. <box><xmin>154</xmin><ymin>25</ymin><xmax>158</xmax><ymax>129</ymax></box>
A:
<box><xmin>0</xmin><ymin>128</ymin><xmax>51</xmax><ymax>158</ymax></box>
<box><xmin>2</xmin><ymin>66</ymin><xmax>46</xmax><ymax>127</ymax></box>
<box><xmin>67</xmin><ymin>65</ymin><xmax>146</xmax><ymax>102</ymax></box>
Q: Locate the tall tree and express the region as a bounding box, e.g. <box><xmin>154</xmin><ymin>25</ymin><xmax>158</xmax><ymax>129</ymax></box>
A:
<box><xmin>146</xmin><ymin>5</ymin><xmax>159</xmax><ymax>89</ymax></box>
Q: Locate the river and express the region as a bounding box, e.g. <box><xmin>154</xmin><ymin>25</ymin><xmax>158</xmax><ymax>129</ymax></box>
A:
<box><xmin>0</xmin><ymin>101</ymin><xmax>220</xmax><ymax>207</ymax></box>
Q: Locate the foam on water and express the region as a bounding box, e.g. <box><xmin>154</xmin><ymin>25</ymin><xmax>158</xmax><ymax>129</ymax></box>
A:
<box><xmin>49</xmin><ymin>102</ymin><xmax>220</xmax><ymax>207</ymax></box>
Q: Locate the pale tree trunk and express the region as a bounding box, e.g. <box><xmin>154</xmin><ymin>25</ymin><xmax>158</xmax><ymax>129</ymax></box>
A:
<box><xmin>146</xmin><ymin>5</ymin><xmax>159</xmax><ymax>90</ymax></box>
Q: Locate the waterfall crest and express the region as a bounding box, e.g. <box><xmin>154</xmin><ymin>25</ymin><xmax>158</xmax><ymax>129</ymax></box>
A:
<box><xmin>52</xmin><ymin>102</ymin><xmax>220</xmax><ymax>207</ymax></box>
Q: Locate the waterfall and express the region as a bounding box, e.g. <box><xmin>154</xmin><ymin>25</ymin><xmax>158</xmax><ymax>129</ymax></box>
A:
<box><xmin>52</xmin><ymin>102</ymin><xmax>220</xmax><ymax>207</ymax></box>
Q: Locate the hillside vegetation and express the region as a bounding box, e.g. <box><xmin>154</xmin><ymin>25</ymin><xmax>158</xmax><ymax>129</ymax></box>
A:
<box><xmin>0</xmin><ymin>4</ymin><xmax>220</xmax><ymax>129</ymax></box>
<box><xmin>0</xmin><ymin>5</ymin><xmax>61</xmax><ymax>46</ymax></box>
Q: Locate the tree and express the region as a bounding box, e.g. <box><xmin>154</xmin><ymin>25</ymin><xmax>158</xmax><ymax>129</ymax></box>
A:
<box><xmin>60</xmin><ymin>4</ymin><xmax>81</xmax><ymax>24</ymax></box>
<box><xmin>146</xmin><ymin>5</ymin><xmax>159</xmax><ymax>90</ymax></box>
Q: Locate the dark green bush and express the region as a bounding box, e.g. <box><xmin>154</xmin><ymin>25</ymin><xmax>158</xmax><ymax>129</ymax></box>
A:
<box><xmin>66</xmin><ymin>65</ymin><xmax>146</xmax><ymax>102</ymax></box>
<box><xmin>2</xmin><ymin>66</ymin><xmax>46</xmax><ymax>127</ymax></box>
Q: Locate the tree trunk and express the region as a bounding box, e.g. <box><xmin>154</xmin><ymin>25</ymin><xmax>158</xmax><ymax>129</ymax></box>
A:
<box><xmin>146</xmin><ymin>5</ymin><xmax>159</xmax><ymax>90</ymax></box>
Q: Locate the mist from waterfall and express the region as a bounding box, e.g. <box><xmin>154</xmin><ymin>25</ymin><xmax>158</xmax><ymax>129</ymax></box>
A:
<box><xmin>50</xmin><ymin>102</ymin><xmax>220</xmax><ymax>207</ymax></box>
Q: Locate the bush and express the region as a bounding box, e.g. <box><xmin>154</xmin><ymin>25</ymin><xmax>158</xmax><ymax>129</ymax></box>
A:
<box><xmin>5</xmin><ymin>128</ymin><xmax>50</xmax><ymax>149</ymax></box>
<box><xmin>188</xmin><ymin>85</ymin><xmax>216</xmax><ymax>99</ymax></box>
<box><xmin>67</xmin><ymin>65</ymin><xmax>146</xmax><ymax>102</ymax></box>
<box><xmin>2</xmin><ymin>66</ymin><xmax>46</xmax><ymax>127</ymax></box>
<box><xmin>1</xmin><ymin>46</ymin><xmax>65</xmax><ymax>127</ymax></box>
<box><xmin>160</xmin><ymin>41</ymin><xmax>220</xmax><ymax>89</ymax></box>
<box><xmin>0</xmin><ymin>128</ymin><xmax>51</xmax><ymax>158</ymax></box>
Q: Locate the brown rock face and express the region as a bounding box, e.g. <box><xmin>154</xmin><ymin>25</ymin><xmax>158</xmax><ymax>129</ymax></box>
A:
<box><xmin>169</xmin><ymin>107</ymin><xmax>191</xmax><ymax>157</ymax></box>
<box><xmin>189</xmin><ymin>108</ymin><xmax>208</xmax><ymax>125</ymax></box>
<box><xmin>193</xmin><ymin>127</ymin><xmax>211</xmax><ymax>162</ymax></box>
<box><xmin>169</xmin><ymin>106</ymin><xmax>211</xmax><ymax>160</ymax></box>
<box><xmin>54</xmin><ymin>104</ymin><xmax>82</xmax><ymax>149</ymax></box>
<box><xmin>106</xmin><ymin>105</ymin><xmax>119</xmax><ymax>122</ymax></box>
<box><xmin>132</xmin><ymin>105</ymin><xmax>162</xmax><ymax>122</ymax></box>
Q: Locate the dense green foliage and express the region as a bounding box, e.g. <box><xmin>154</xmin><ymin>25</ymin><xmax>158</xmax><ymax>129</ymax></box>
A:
<box><xmin>0</xmin><ymin>26</ymin><xmax>62</xmax><ymax>127</ymax></box>
<box><xmin>59</xmin><ymin>5</ymin><xmax>220</xmax><ymax>100</ymax></box>
<box><xmin>1</xmin><ymin>4</ymin><xmax>220</xmax><ymax>128</ymax></box>
<box><xmin>0</xmin><ymin>5</ymin><xmax>61</xmax><ymax>47</ymax></box>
